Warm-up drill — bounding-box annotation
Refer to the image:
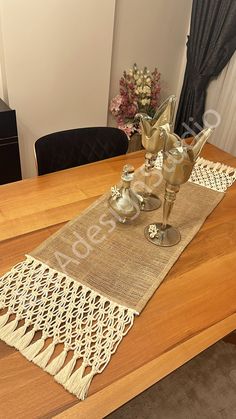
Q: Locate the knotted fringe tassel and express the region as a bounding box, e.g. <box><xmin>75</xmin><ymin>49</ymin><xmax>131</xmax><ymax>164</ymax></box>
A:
<box><xmin>6</xmin><ymin>323</ymin><xmax>28</xmax><ymax>348</ymax></box>
<box><xmin>0</xmin><ymin>312</ymin><xmax>10</xmax><ymax>328</ymax></box>
<box><xmin>45</xmin><ymin>349</ymin><xmax>68</xmax><ymax>375</ymax></box>
<box><xmin>0</xmin><ymin>318</ymin><xmax>18</xmax><ymax>342</ymax></box>
<box><xmin>196</xmin><ymin>157</ymin><xmax>236</xmax><ymax>175</ymax></box>
<box><xmin>22</xmin><ymin>337</ymin><xmax>45</xmax><ymax>361</ymax></box>
<box><xmin>33</xmin><ymin>341</ymin><xmax>56</xmax><ymax>369</ymax></box>
<box><xmin>54</xmin><ymin>355</ymin><xmax>77</xmax><ymax>385</ymax></box>
<box><xmin>0</xmin><ymin>256</ymin><xmax>137</xmax><ymax>400</ymax></box>
<box><xmin>17</xmin><ymin>328</ymin><xmax>36</xmax><ymax>351</ymax></box>
<box><xmin>62</xmin><ymin>362</ymin><xmax>95</xmax><ymax>400</ymax></box>
<box><xmin>64</xmin><ymin>362</ymin><xmax>86</xmax><ymax>393</ymax></box>
<box><xmin>75</xmin><ymin>371</ymin><xmax>95</xmax><ymax>400</ymax></box>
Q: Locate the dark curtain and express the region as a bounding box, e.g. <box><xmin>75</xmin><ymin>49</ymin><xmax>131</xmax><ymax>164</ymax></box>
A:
<box><xmin>175</xmin><ymin>0</ymin><xmax>236</xmax><ymax>137</ymax></box>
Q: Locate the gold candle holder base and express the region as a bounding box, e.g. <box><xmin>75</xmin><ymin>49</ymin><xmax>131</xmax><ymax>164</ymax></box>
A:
<box><xmin>144</xmin><ymin>127</ymin><xmax>213</xmax><ymax>247</ymax></box>
<box><xmin>138</xmin><ymin>152</ymin><xmax>161</xmax><ymax>212</ymax></box>
<box><xmin>140</xmin><ymin>193</ymin><xmax>161</xmax><ymax>211</ymax></box>
<box><xmin>144</xmin><ymin>223</ymin><xmax>181</xmax><ymax>247</ymax></box>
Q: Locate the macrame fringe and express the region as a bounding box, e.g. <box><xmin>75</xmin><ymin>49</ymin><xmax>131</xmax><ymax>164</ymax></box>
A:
<box><xmin>33</xmin><ymin>341</ymin><xmax>56</xmax><ymax>369</ymax></box>
<box><xmin>76</xmin><ymin>371</ymin><xmax>95</xmax><ymax>400</ymax></box>
<box><xmin>0</xmin><ymin>314</ymin><xmax>97</xmax><ymax>400</ymax></box>
<box><xmin>196</xmin><ymin>157</ymin><xmax>236</xmax><ymax>175</ymax></box>
<box><xmin>17</xmin><ymin>328</ymin><xmax>36</xmax><ymax>351</ymax></box>
<box><xmin>0</xmin><ymin>317</ymin><xmax>18</xmax><ymax>341</ymax></box>
<box><xmin>6</xmin><ymin>323</ymin><xmax>28</xmax><ymax>347</ymax></box>
<box><xmin>22</xmin><ymin>337</ymin><xmax>45</xmax><ymax>361</ymax></box>
<box><xmin>54</xmin><ymin>355</ymin><xmax>78</xmax><ymax>385</ymax></box>
<box><xmin>64</xmin><ymin>362</ymin><xmax>86</xmax><ymax>393</ymax></box>
<box><xmin>66</xmin><ymin>368</ymin><xmax>95</xmax><ymax>400</ymax></box>
<box><xmin>45</xmin><ymin>348</ymin><xmax>68</xmax><ymax>375</ymax></box>
<box><xmin>154</xmin><ymin>153</ymin><xmax>236</xmax><ymax>193</ymax></box>
<box><xmin>0</xmin><ymin>312</ymin><xmax>10</xmax><ymax>328</ymax></box>
<box><xmin>0</xmin><ymin>255</ymin><xmax>136</xmax><ymax>400</ymax></box>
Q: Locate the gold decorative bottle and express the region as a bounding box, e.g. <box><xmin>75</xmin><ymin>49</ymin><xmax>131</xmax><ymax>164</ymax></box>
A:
<box><xmin>108</xmin><ymin>164</ymin><xmax>141</xmax><ymax>223</ymax></box>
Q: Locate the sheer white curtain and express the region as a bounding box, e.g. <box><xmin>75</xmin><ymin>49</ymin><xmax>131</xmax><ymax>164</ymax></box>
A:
<box><xmin>205</xmin><ymin>51</ymin><xmax>236</xmax><ymax>156</ymax></box>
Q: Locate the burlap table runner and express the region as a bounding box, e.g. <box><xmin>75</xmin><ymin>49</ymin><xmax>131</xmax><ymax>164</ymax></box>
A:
<box><xmin>0</xmin><ymin>158</ymin><xmax>235</xmax><ymax>400</ymax></box>
<box><xmin>30</xmin><ymin>180</ymin><xmax>223</xmax><ymax>313</ymax></box>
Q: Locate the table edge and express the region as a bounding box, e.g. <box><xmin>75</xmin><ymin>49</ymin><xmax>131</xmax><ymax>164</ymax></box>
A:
<box><xmin>53</xmin><ymin>312</ymin><xmax>236</xmax><ymax>419</ymax></box>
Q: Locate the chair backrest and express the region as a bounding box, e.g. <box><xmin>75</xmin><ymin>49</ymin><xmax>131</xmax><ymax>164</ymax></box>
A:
<box><xmin>35</xmin><ymin>127</ymin><xmax>129</xmax><ymax>175</ymax></box>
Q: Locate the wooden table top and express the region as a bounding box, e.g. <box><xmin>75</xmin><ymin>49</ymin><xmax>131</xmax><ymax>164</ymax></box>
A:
<box><xmin>0</xmin><ymin>144</ymin><xmax>236</xmax><ymax>419</ymax></box>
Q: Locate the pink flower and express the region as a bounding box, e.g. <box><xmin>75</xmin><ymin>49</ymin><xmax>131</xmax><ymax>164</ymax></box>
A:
<box><xmin>110</xmin><ymin>64</ymin><xmax>161</xmax><ymax>135</ymax></box>
<box><xmin>127</xmin><ymin>103</ymin><xmax>138</xmax><ymax>117</ymax></box>
<box><xmin>118</xmin><ymin>122</ymin><xmax>134</xmax><ymax>137</ymax></box>
<box><xmin>110</xmin><ymin>95</ymin><xmax>123</xmax><ymax>115</ymax></box>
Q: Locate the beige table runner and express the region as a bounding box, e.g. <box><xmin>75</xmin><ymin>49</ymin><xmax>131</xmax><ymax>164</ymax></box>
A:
<box><xmin>30</xmin><ymin>180</ymin><xmax>223</xmax><ymax>313</ymax></box>
<box><xmin>0</xmin><ymin>160</ymin><xmax>235</xmax><ymax>400</ymax></box>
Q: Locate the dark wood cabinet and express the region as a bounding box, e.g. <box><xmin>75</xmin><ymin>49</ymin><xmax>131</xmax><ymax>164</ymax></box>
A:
<box><xmin>0</xmin><ymin>98</ymin><xmax>22</xmax><ymax>184</ymax></box>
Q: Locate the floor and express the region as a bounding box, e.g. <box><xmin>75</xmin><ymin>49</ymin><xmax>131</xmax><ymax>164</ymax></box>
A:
<box><xmin>106</xmin><ymin>341</ymin><xmax>236</xmax><ymax>419</ymax></box>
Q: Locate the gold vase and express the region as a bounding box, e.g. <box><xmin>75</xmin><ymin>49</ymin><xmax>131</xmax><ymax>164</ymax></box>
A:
<box><xmin>144</xmin><ymin>127</ymin><xmax>213</xmax><ymax>246</ymax></box>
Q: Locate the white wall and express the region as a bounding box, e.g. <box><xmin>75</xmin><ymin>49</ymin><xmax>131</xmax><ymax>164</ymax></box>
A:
<box><xmin>0</xmin><ymin>0</ymin><xmax>115</xmax><ymax>178</ymax></box>
<box><xmin>108</xmin><ymin>0</ymin><xmax>192</xmax><ymax>125</ymax></box>
<box><xmin>0</xmin><ymin>0</ymin><xmax>192</xmax><ymax>178</ymax></box>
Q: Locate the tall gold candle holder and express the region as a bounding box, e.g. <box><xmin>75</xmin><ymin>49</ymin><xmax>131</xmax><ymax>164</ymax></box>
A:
<box><xmin>137</xmin><ymin>95</ymin><xmax>177</xmax><ymax>211</ymax></box>
<box><xmin>144</xmin><ymin>128</ymin><xmax>213</xmax><ymax>246</ymax></box>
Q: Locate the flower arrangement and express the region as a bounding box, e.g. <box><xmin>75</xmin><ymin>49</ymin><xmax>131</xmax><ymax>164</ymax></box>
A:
<box><xmin>110</xmin><ymin>63</ymin><xmax>161</xmax><ymax>137</ymax></box>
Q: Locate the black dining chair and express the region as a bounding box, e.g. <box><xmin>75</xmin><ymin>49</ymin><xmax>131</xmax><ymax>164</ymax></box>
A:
<box><xmin>34</xmin><ymin>127</ymin><xmax>129</xmax><ymax>175</ymax></box>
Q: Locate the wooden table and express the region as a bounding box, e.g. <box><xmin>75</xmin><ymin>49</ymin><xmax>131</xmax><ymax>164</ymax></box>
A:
<box><xmin>0</xmin><ymin>144</ymin><xmax>236</xmax><ymax>419</ymax></box>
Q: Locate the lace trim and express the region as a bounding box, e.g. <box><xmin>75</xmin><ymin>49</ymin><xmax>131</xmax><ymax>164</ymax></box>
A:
<box><xmin>154</xmin><ymin>153</ymin><xmax>236</xmax><ymax>192</ymax></box>
<box><xmin>0</xmin><ymin>256</ymin><xmax>135</xmax><ymax>400</ymax></box>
